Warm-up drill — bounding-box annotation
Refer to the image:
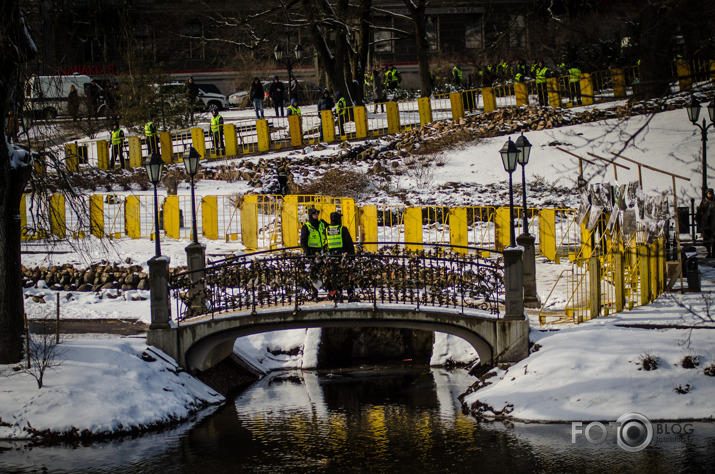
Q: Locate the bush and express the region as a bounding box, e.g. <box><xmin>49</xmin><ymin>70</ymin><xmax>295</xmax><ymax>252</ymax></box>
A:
<box><xmin>638</xmin><ymin>352</ymin><xmax>658</xmax><ymax>371</ymax></box>
<box><xmin>298</xmin><ymin>169</ymin><xmax>372</xmax><ymax>200</ymax></box>
<box><xmin>704</xmin><ymin>363</ymin><xmax>715</xmax><ymax>377</ymax></box>
<box><xmin>681</xmin><ymin>354</ymin><xmax>699</xmax><ymax>369</ymax></box>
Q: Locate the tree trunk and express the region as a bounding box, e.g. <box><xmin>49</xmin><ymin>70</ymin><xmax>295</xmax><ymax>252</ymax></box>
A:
<box><xmin>635</xmin><ymin>1</ymin><xmax>678</xmax><ymax>99</ymax></box>
<box><xmin>405</xmin><ymin>0</ymin><xmax>432</xmax><ymax>97</ymax></box>
<box><xmin>0</xmin><ymin>0</ymin><xmax>34</xmax><ymax>364</ymax></box>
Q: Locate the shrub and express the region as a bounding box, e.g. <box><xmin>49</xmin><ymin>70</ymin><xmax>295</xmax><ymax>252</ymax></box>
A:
<box><xmin>673</xmin><ymin>384</ymin><xmax>691</xmax><ymax>394</ymax></box>
<box><xmin>681</xmin><ymin>354</ymin><xmax>699</xmax><ymax>369</ymax></box>
<box><xmin>298</xmin><ymin>169</ymin><xmax>372</xmax><ymax>200</ymax></box>
<box><xmin>704</xmin><ymin>363</ymin><xmax>715</xmax><ymax>377</ymax></box>
<box><xmin>638</xmin><ymin>352</ymin><xmax>658</xmax><ymax>371</ymax></box>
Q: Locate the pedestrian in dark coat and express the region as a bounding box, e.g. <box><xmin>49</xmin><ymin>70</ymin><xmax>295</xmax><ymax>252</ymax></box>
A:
<box><xmin>326</xmin><ymin>212</ymin><xmax>355</xmax><ymax>255</ymax></box>
<box><xmin>269</xmin><ymin>76</ymin><xmax>285</xmax><ymax>117</ymax></box>
<box><xmin>68</xmin><ymin>85</ymin><xmax>80</xmax><ymax>121</ymax></box>
<box><xmin>697</xmin><ymin>188</ymin><xmax>715</xmax><ymax>257</ymax></box>
<box><xmin>185</xmin><ymin>77</ymin><xmax>199</xmax><ymax>124</ymax></box>
<box><xmin>372</xmin><ymin>69</ymin><xmax>384</xmax><ymax>113</ymax></box>
<box><xmin>317</xmin><ymin>89</ymin><xmax>335</xmax><ymax>141</ymax></box>
<box><xmin>249</xmin><ymin>77</ymin><xmax>265</xmax><ymax>119</ymax></box>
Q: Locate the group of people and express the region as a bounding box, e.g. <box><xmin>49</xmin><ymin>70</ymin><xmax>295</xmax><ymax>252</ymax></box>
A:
<box><xmin>249</xmin><ymin>75</ymin><xmax>302</xmax><ymax>120</ymax></box>
<box><xmin>300</xmin><ymin>207</ymin><xmax>356</xmax><ymax>301</ymax></box>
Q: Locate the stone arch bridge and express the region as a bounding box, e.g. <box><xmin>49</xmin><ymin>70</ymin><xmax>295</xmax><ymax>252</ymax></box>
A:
<box><xmin>146</xmin><ymin>243</ymin><xmax>529</xmax><ymax>372</ymax></box>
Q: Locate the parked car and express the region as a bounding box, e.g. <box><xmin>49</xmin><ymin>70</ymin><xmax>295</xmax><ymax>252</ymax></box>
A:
<box><xmin>162</xmin><ymin>82</ymin><xmax>229</xmax><ymax>111</ymax></box>
<box><xmin>229</xmin><ymin>81</ymin><xmax>272</xmax><ymax>108</ymax></box>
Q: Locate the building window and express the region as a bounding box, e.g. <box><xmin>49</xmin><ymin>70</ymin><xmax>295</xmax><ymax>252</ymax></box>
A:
<box><xmin>426</xmin><ymin>16</ymin><xmax>438</xmax><ymax>51</ymax></box>
<box><xmin>509</xmin><ymin>14</ymin><xmax>526</xmax><ymax>48</ymax></box>
<box><xmin>374</xmin><ymin>17</ymin><xmax>393</xmax><ymax>54</ymax></box>
<box><xmin>184</xmin><ymin>22</ymin><xmax>204</xmax><ymax>59</ymax></box>
<box><xmin>465</xmin><ymin>17</ymin><xmax>483</xmax><ymax>50</ymax></box>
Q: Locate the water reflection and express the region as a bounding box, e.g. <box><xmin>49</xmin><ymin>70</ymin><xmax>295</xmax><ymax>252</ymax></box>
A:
<box><xmin>1</xmin><ymin>366</ymin><xmax>714</xmax><ymax>473</ymax></box>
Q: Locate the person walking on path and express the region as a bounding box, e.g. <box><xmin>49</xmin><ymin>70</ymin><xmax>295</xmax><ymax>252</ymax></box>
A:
<box><xmin>269</xmin><ymin>76</ymin><xmax>286</xmax><ymax>117</ymax></box>
<box><xmin>145</xmin><ymin>113</ymin><xmax>160</xmax><ymax>156</ymax></box>
<box><xmin>697</xmin><ymin>188</ymin><xmax>715</xmax><ymax>257</ymax></box>
<box><xmin>185</xmin><ymin>76</ymin><xmax>199</xmax><ymax>124</ymax></box>
<box><xmin>109</xmin><ymin>120</ymin><xmax>125</xmax><ymax>169</ymax></box>
<box><xmin>250</xmin><ymin>77</ymin><xmax>265</xmax><ymax>119</ymax></box>
<box><xmin>372</xmin><ymin>68</ymin><xmax>384</xmax><ymax>113</ymax></box>
<box><xmin>210</xmin><ymin>107</ymin><xmax>225</xmax><ymax>157</ymax></box>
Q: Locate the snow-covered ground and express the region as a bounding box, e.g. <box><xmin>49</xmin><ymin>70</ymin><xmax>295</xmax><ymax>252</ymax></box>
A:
<box><xmin>3</xmin><ymin>91</ymin><xmax>715</xmax><ymax>439</ymax></box>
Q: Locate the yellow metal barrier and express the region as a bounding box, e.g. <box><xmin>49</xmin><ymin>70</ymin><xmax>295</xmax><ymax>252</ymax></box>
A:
<box><xmin>359</xmin><ymin>205</ymin><xmax>378</xmax><ymax>251</ymax></box>
<box><xmin>159</xmin><ymin>132</ymin><xmax>173</xmax><ymax>163</ymax></box>
<box><xmin>50</xmin><ymin>194</ymin><xmax>66</xmax><ymax>238</ymax></box>
<box><xmin>90</xmin><ymin>195</ymin><xmax>104</xmax><ymax>238</ymax></box>
<box><xmin>417</xmin><ymin>97</ymin><xmax>432</xmax><ymax>126</ymax></box>
<box><xmin>449</xmin><ymin>92</ymin><xmax>464</xmax><ymax>120</ymax></box>
<box><xmin>224</xmin><ymin>123</ymin><xmax>238</xmax><ymax>157</ymax></box>
<box><xmin>612</xmin><ymin>68</ymin><xmax>627</xmax><ymax>98</ymax></box>
<box><xmin>97</xmin><ymin>140</ymin><xmax>109</xmax><ymax>170</ymax></box>
<box><xmin>404</xmin><ymin>207</ymin><xmax>423</xmax><ymax>251</ymax></box>
<box><xmin>65</xmin><ymin>144</ymin><xmax>79</xmax><ymax>173</ymax></box>
<box><xmin>200</xmin><ymin>196</ymin><xmax>218</xmax><ymax>240</ymax></box>
<box><xmin>494</xmin><ymin>207</ymin><xmax>511</xmax><ymax>251</ymax></box>
<box><xmin>449</xmin><ymin>207</ymin><xmax>468</xmax><ymax>253</ymax></box>
<box><xmin>288</xmin><ymin>115</ymin><xmax>303</xmax><ymax>146</ymax></box>
<box><xmin>514</xmin><ymin>83</ymin><xmax>529</xmax><ymax>107</ymax></box>
<box><xmin>320</xmin><ymin>111</ymin><xmax>336</xmax><ymax>143</ymax></box>
<box><xmin>385</xmin><ymin>102</ymin><xmax>400</xmax><ymax>135</ymax></box>
<box><xmin>547</xmin><ymin>77</ymin><xmax>561</xmax><ymax>107</ymax></box>
<box><xmin>397</xmin><ymin>99</ymin><xmax>420</xmax><ymax>132</ymax></box>
<box><xmin>128</xmin><ymin>136</ymin><xmax>142</xmax><ymax>168</ymax></box>
<box><xmin>241</xmin><ymin>194</ymin><xmax>259</xmax><ymax>250</ymax></box>
<box><xmin>677</xmin><ymin>59</ymin><xmax>692</xmax><ymax>91</ymax></box>
<box><xmin>580</xmin><ymin>73</ymin><xmax>594</xmax><ymax>105</ymax></box>
<box><xmin>190</xmin><ymin>128</ymin><xmax>206</xmax><ymax>159</ymax></box>
<box><xmin>354</xmin><ymin>106</ymin><xmax>368</xmax><ymax>139</ymax></box>
<box><xmin>163</xmin><ymin>195</ymin><xmax>181</xmax><ymax>239</ymax></box>
<box><xmin>482</xmin><ymin>87</ymin><xmax>497</xmax><ymax>113</ymax></box>
<box><xmin>539</xmin><ymin>209</ymin><xmax>556</xmax><ymax>261</ymax></box>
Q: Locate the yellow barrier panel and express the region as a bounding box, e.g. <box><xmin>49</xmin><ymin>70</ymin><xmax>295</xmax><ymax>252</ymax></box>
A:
<box><xmin>650</xmin><ymin>239</ymin><xmax>658</xmax><ymax>301</ymax></box>
<box><xmin>241</xmin><ymin>195</ymin><xmax>258</xmax><ymax>250</ymax></box>
<box><xmin>159</xmin><ymin>132</ymin><xmax>172</xmax><ymax>163</ymax></box>
<box><xmin>163</xmin><ymin>195</ymin><xmax>180</xmax><ymax>239</ymax></box>
<box><xmin>580</xmin><ymin>73</ymin><xmax>594</xmax><ymax>105</ymax></box>
<box><xmin>354</xmin><ymin>106</ymin><xmax>368</xmax><ymax>139</ymax></box>
<box><xmin>19</xmin><ymin>194</ymin><xmax>27</xmax><ymax>240</ymax></box>
<box><xmin>639</xmin><ymin>245</ymin><xmax>650</xmax><ymax>306</ymax></box>
<box><xmin>612</xmin><ymin>69</ymin><xmax>626</xmax><ymax>98</ymax></box>
<box><xmin>125</xmin><ymin>195</ymin><xmax>141</xmax><ymax>238</ymax></box>
<box><xmin>360</xmin><ymin>205</ymin><xmax>378</xmax><ymax>252</ymax></box>
<box><xmin>65</xmin><ymin>144</ymin><xmax>79</xmax><ymax>173</ymax></box>
<box><xmin>677</xmin><ymin>59</ymin><xmax>692</xmax><ymax>92</ymax></box>
<box><xmin>90</xmin><ymin>195</ymin><xmax>104</xmax><ymax>238</ymax></box>
<box><xmin>580</xmin><ymin>221</ymin><xmax>592</xmax><ymax>259</ymax></box>
<box><xmin>448</xmin><ymin>207</ymin><xmax>468</xmax><ymax>253</ymax></box>
<box><xmin>449</xmin><ymin>92</ymin><xmax>464</xmax><ymax>120</ymax></box>
<box><xmin>224</xmin><ymin>124</ymin><xmax>237</xmax><ymax>157</ymax></box>
<box><xmin>547</xmin><ymin>78</ymin><xmax>561</xmax><ymax>107</ymax></box>
<box><xmin>482</xmin><ymin>87</ymin><xmax>497</xmax><ymax>113</ymax></box>
<box><xmin>96</xmin><ymin>140</ymin><xmax>109</xmax><ymax>170</ymax></box>
<box><xmin>288</xmin><ymin>115</ymin><xmax>303</xmax><ymax>147</ymax></box>
<box><xmin>190</xmin><ymin>128</ymin><xmax>206</xmax><ymax>159</ymax></box>
<box><xmin>50</xmin><ymin>194</ymin><xmax>66</xmax><ymax>238</ymax></box>
<box><xmin>539</xmin><ymin>209</ymin><xmax>557</xmax><ymax>261</ymax></box>
<box><xmin>256</xmin><ymin>119</ymin><xmax>271</xmax><ymax>151</ymax></box>
<box><xmin>494</xmin><ymin>207</ymin><xmax>510</xmax><ymax>251</ymax></box>
<box><xmin>514</xmin><ymin>83</ymin><xmax>529</xmax><ymax>107</ymax></box>
<box><xmin>417</xmin><ymin>97</ymin><xmax>432</xmax><ymax>126</ymax></box>
<box><xmin>614</xmin><ymin>252</ymin><xmax>624</xmax><ymax>312</ymax></box>
<box><xmin>404</xmin><ymin>207</ymin><xmax>423</xmax><ymax>252</ymax></box>
<box><xmin>281</xmin><ymin>196</ymin><xmax>300</xmax><ymax>247</ymax></box>
<box><xmin>335</xmin><ymin>199</ymin><xmax>356</xmax><ymax>240</ymax></box>
<box><xmin>319</xmin><ymin>111</ymin><xmax>336</xmax><ymax>143</ymax></box>
<box><xmin>202</xmin><ymin>196</ymin><xmax>218</xmax><ymax>240</ymax></box>
<box><xmin>128</xmin><ymin>136</ymin><xmax>142</xmax><ymax>168</ymax></box>
<box><xmin>385</xmin><ymin>102</ymin><xmax>400</xmax><ymax>135</ymax></box>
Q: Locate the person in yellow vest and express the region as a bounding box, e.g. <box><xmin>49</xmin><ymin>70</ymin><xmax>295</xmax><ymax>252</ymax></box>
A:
<box><xmin>210</xmin><ymin>107</ymin><xmax>224</xmax><ymax>157</ymax></box>
<box><xmin>535</xmin><ymin>60</ymin><xmax>549</xmax><ymax>106</ymax></box>
<box><xmin>145</xmin><ymin>113</ymin><xmax>159</xmax><ymax>156</ymax></box>
<box><xmin>568</xmin><ymin>63</ymin><xmax>582</xmax><ymax>105</ymax></box>
<box><xmin>287</xmin><ymin>98</ymin><xmax>301</xmax><ymax>116</ymax></box>
<box><xmin>452</xmin><ymin>64</ymin><xmax>463</xmax><ymax>88</ymax></box>
<box><xmin>109</xmin><ymin>120</ymin><xmax>125</xmax><ymax>169</ymax></box>
<box><xmin>335</xmin><ymin>90</ymin><xmax>347</xmax><ymax>137</ymax></box>
<box><xmin>300</xmin><ymin>207</ymin><xmax>328</xmax><ymax>256</ymax></box>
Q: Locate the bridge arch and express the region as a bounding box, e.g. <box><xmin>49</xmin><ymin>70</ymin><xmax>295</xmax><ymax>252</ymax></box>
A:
<box><xmin>163</xmin><ymin>306</ymin><xmax>527</xmax><ymax>372</ymax></box>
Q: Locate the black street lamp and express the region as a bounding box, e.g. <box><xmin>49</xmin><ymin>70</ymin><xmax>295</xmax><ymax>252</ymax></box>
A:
<box><xmin>515</xmin><ymin>132</ymin><xmax>532</xmax><ymax>235</ymax></box>
<box><xmin>500</xmin><ymin>137</ymin><xmax>520</xmax><ymax>247</ymax></box>
<box><xmin>686</xmin><ymin>98</ymin><xmax>715</xmax><ymax>198</ymax></box>
<box><xmin>274</xmin><ymin>44</ymin><xmax>304</xmax><ymax>101</ymax></box>
<box><xmin>182</xmin><ymin>146</ymin><xmax>201</xmax><ymax>244</ymax></box>
<box><xmin>143</xmin><ymin>152</ymin><xmax>164</xmax><ymax>257</ymax></box>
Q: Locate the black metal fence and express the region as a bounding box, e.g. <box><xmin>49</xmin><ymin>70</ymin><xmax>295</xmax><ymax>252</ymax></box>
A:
<box><xmin>169</xmin><ymin>243</ymin><xmax>504</xmax><ymax>322</ymax></box>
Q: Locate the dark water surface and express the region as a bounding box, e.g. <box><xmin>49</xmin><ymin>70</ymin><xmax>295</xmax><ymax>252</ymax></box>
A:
<box><xmin>1</xmin><ymin>365</ymin><xmax>713</xmax><ymax>473</ymax></box>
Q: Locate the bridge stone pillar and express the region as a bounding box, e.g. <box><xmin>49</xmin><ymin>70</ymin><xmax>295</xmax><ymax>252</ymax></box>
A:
<box><xmin>503</xmin><ymin>247</ymin><xmax>525</xmax><ymax>320</ymax></box>
<box><xmin>148</xmin><ymin>256</ymin><xmax>171</xmax><ymax>329</ymax></box>
<box><xmin>516</xmin><ymin>233</ymin><xmax>540</xmax><ymax>308</ymax></box>
<box><xmin>185</xmin><ymin>242</ymin><xmax>207</xmax><ymax>313</ymax></box>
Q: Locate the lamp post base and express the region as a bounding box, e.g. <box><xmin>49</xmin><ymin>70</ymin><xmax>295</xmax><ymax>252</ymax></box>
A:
<box><xmin>503</xmin><ymin>246</ymin><xmax>525</xmax><ymax>320</ymax></box>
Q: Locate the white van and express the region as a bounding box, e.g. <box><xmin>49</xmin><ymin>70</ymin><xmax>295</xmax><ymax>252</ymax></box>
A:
<box><xmin>24</xmin><ymin>74</ymin><xmax>100</xmax><ymax>119</ymax></box>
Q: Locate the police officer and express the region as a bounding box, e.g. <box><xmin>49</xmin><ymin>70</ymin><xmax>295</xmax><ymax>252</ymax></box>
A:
<box><xmin>210</xmin><ymin>107</ymin><xmax>224</xmax><ymax>157</ymax></box>
<box><xmin>568</xmin><ymin>63</ymin><xmax>582</xmax><ymax>105</ymax></box>
<box><xmin>301</xmin><ymin>207</ymin><xmax>328</xmax><ymax>255</ymax></box>
<box><xmin>535</xmin><ymin>60</ymin><xmax>550</xmax><ymax>106</ymax></box>
<box><xmin>326</xmin><ymin>212</ymin><xmax>355</xmax><ymax>255</ymax></box>
<box><xmin>287</xmin><ymin>98</ymin><xmax>301</xmax><ymax>116</ymax></box>
<box><xmin>335</xmin><ymin>91</ymin><xmax>347</xmax><ymax>137</ymax></box>
<box><xmin>452</xmin><ymin>64</ymin><xmax>463</xmax><ymax>88</ymax></box>
<box><xmin>109</xmin><ymin>120</ymin><xmax>125</xmax><ymax>169</ymax></box>
<box><xmin>145</xmin><ymin>113</ymin><xmax>159</xmax><ymax>156</ymax></box>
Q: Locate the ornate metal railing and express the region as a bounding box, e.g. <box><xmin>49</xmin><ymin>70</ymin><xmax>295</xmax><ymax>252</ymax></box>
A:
<box><xmin>169</xmin><ymin>242</ymin><xmax>504</xmax><ymax>322</ymax></box>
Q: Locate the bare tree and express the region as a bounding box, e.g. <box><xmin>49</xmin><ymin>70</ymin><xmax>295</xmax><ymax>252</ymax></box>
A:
<box><xmin>403</xmin><ymin>0</ymin><xmax>431</xmax><ymax>97</ymax></box>
<box><xmin>21</xmin><ymin>317</ymin><xmax>66</xmax><ymax>389</ymax></box>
